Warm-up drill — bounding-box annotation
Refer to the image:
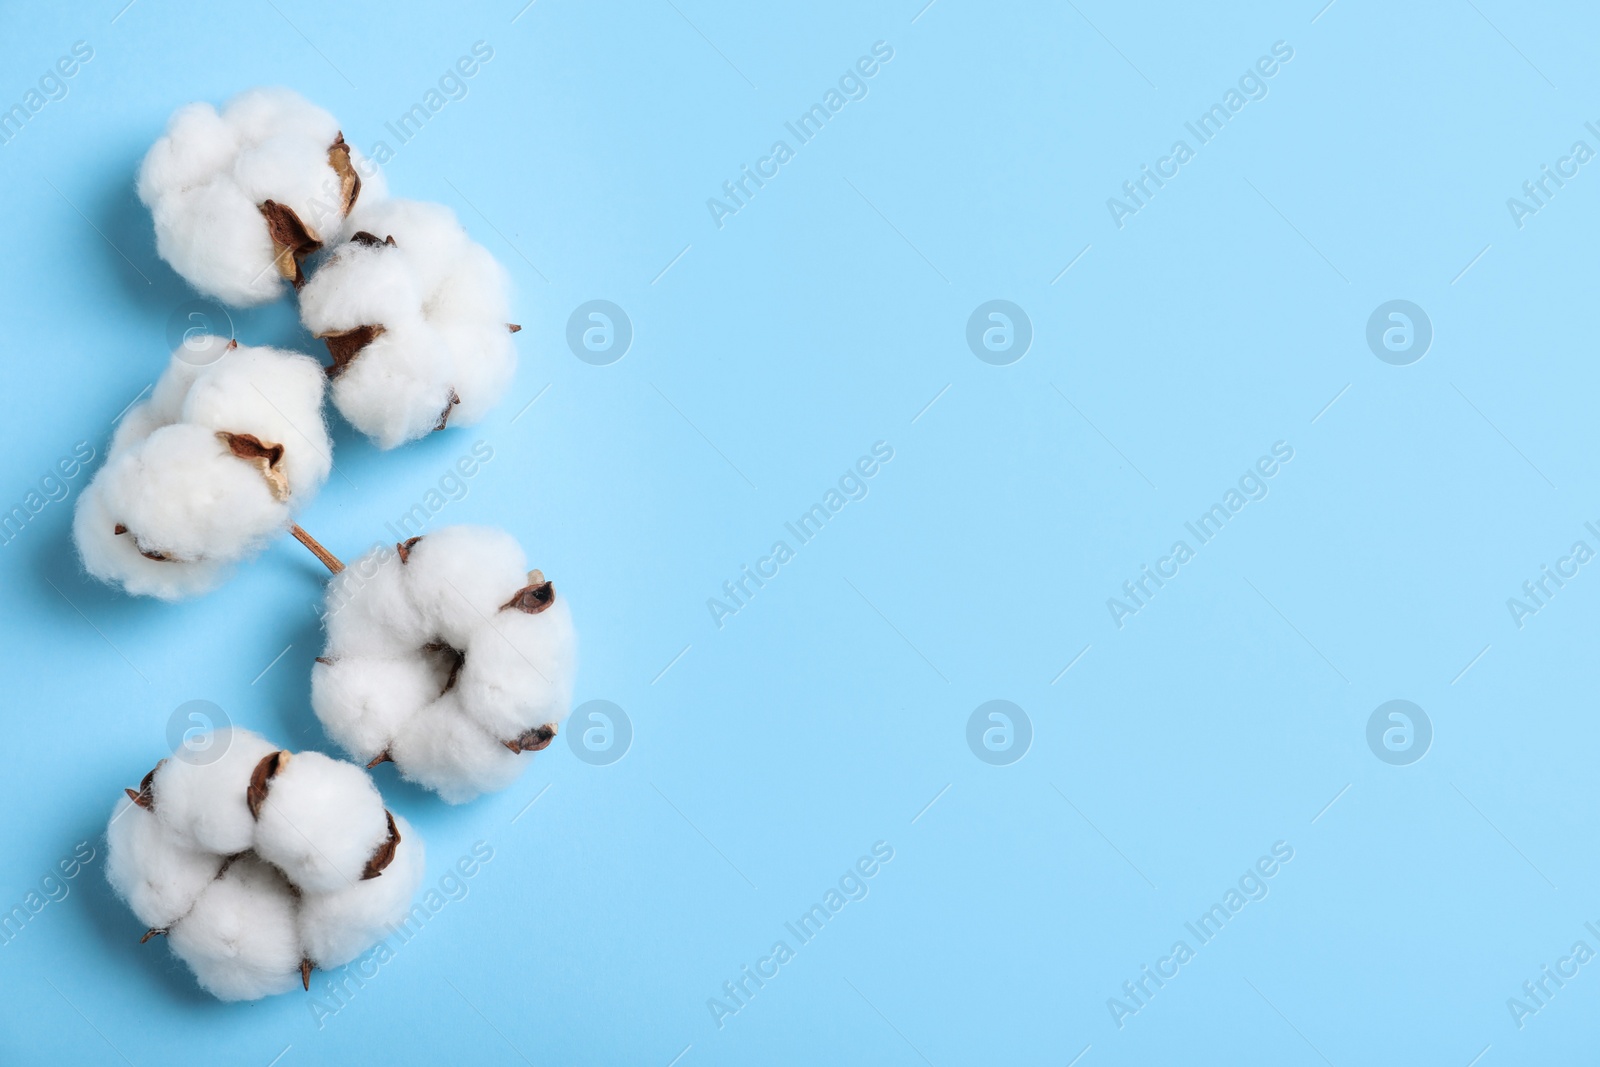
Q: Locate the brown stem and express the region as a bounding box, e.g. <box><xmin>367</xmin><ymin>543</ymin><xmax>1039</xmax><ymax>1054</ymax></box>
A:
<box><xmin>290</xmin><ymin>525</ymin><xmax>344</xmax><ymax>574</ymax></box>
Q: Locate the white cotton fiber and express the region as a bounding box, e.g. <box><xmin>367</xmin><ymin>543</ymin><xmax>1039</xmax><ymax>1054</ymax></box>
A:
<box><xmin>312</xmin><ymin>525</ymin><xmax>577</xmax><ymax>803</ymax></box>
<box><xmin>298</xmin><ymin>199</ymin><xmax>518</xmax><ymax>448</ymax></box>
<box><xmin>251</xmin><ymin>752</ymin><xmax>389</xmax><ymax>894</ymax></box>
<box><xmin>169</xmin><ymin>855</ymin><xmax>303</xmax><ymax>1001</ymax></box>
<box><xmin>139</xmin><ymin>88</ymin><xmax>384</xmax><ymax>305</ymax></box>
<box><xmin>105</xmin><ymin>728</ymin><xmax>423</xmax><ymax>1002</ymax></box>
<box><xmin>298</xmin><ymin>814</ymin><xmax>421</xmax><ymax>968</ymax></box>
<box><xmin>73</xmin><ymin>343</ymin><xmax>332</xmax><ymax>600</ymax></box>
<box><xmin>388</xmin><ymin>694</ymin><xmax>525</xmax><ymax>804</ymax></box>
<box><xmin>150</xmin><ymin>727</ymin><xmax>277</xmax><ymax>855</ymax></box>
<box><xmin>310</xmin><ymin>653</ymin><xmax>436</xmax><ymax>760</ymax></box>
<box><xmin>105</xmin><ymin>800</ymin><xmax>224</xmax><ymax>931</ymax></box>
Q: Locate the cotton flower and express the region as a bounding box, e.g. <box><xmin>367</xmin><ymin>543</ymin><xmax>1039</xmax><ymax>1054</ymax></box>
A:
<box><xmin>106</xmin><ymin>727</ymin><xmax>423</xmax><ymax>1002</ymax></box>
<box><xmin>139</xmin><ymin>87</ymin><xmax>385</xmax><ymax>306</ymax></box>
<box><xmin>73</xmin><ymin>342</ymin><xmax>332</xmax><ymax>600</ymax></box>
<box><xmin>310</xmin><ymin>525</ymin><xmax>575</xmax><ymax>803</ymax></box>
<box><xmin>297</xmin><ymin>199</ymin><xmax>519</xmax><ymax>449</ymax></box>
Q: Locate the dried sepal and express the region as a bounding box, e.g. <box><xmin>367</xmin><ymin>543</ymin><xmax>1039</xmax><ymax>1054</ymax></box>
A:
<box><xmin>112</xmin><ymin>524</ymin><xmax>175</xmax><ymax>563</ymax></box>
<box><xmin>259</xmin><ymin>199</ymin><xmax>321</xmax><ymax>287</ymax></box>
<box><xmin>395</xmin><ymin>536</ymin><xmax>423</xmax><ymax>564</ymax></box>
<box><xmin>320</xmin><ymin>324</ymin><xmax>386</xmax><ymax>379</ymax></box>
<box><xmin>502</xmin><ymin>571</ymin><xmax>555</xmax><ymax>615</ymax></box>
<box><xmin>327</xmin><ymin>132</ymin><xmax>361</xmax><ymax>216</ymax></box>
<box><xmin>300</xmin><ymin>957</ymin><xmax>314</xmax><ymax>991</ymax></box>
<box><xmin>140</xmin><ymin>927</ymin><xmax>167</xmax><ymax>943</ymax></box>
<box><xmin>125</xmin><ymin>761</ymin><xmax>163</xmax><ymax>810</ymax></box>
<box><xmin>433</xmin><ymin>389</ymin><xmax>461</xmax><ymax>432</ymax></box>
<box><xmin>347</xmin><ymin>230</ymin><xmax>395</xmax><ymax>249</ymax></box>
<box><xmin>217</xmin><ymin>431</ymin><xmax>290</xmax><ymax>502</ymax></box>
<box><xmin>245</xmin><ymin>751</ymin><xmax>291</xmax><ymax>820</ymax></box>
<box><xmin>422</xmin><ymin>642</ymin><xmax>466</xmax><ymax>694</ymax></box>
<box><xmin>503</xmin><ymin>724</ymin><xmax>557</xmax><ymax>754</ymax></box>
<box><xmin>365</xmin><ymin>750</ymin><xmax>393</xmax><ymax>769</ymax></box>
<box><xmin>360</xmin><ymin>811</ymin><xmax>400</xmax><ymax>880</ymax></box>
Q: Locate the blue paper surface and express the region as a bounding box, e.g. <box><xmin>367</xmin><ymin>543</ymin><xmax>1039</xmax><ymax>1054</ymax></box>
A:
<box><xmin>0</xmin><ymin>1</ymin><xmax>1595</xmax><ymax>1063</ymax></box>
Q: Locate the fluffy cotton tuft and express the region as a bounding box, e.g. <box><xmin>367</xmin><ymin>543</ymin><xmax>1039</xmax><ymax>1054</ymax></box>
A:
<box><xmin>298</xmin><ymin>199</ymin><xmax>518</xmax><ymax>448</ymax></box>
<box><xmin>73</xmin><ymin>343</ymin><xmax>332</xmax><ymax>599</ymax></box>
<box><xmin>312</xmin><ymin>525</ymin><xmax>576</xmax><ymax>802</ymax></box>
<box><xmin>139</xmin><ymin>88</ymin><xmax>385</xmax><ymax>305</ymax></box>
<box><xmin>105</xmin><ymin>728</ymin><xmax>423</xmax><ymax>1002</ymax></box>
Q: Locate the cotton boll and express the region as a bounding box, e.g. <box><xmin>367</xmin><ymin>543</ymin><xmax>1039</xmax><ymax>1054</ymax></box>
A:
<box><xmin>433</xmin><ymin>241</ymin><xmax>513</xmax><ymax>326</ymax></box>
<box><xmin>149</xmin><ymin>183</ymin><xmax>283</xmax><ymax>306</ymax></box>
<box><xmin>438</xmin><ymin>322</ymin><xmax>517</xmax><ymax>427</ymax></box>
<box><xmin>311</xmin><ymin>656</ymin><xmax>436</xmax><ymax>762</ymax></box>
<box><xmin>168</xmin><ymin>855</ymin><xmax>303</xmax><ymax>1001</ymax></box>
<box><xmin>138</xmin><ymin>87</ymin><xmax>378</xmax><ymax>306</ymax></box>
<box><xmin>312</xmin><ymin>525</ymin><xmax>576</xmax><ymax>802</ymax></box>
<box><xmin>74</xmin><ymin>344</ymin><xmax>332</xmax><ymax>599</ymax></box>
<box><xmin>110</xmin><ymin>356</ymin><xmax>210</xmax><ymax>452</ymax></box>
<box><xmin>252</xmin><ymin>752</ymin><xmax>389</xmax><ymax>894</ymax></box>
<box><xmin>178</xmin><ymin>346</ymin><xmax>332</xmax><ymax>497</ymax></box>
<box><xmin>400</xmin><ymin>526</ymin><xmax>528</xmax><ymax>644</ymax></box>
<box><xmin>326</xmin><ymin>324</ymin><xmax>455</xmax><ymax>450</ymax></box>
<box><xmin>72</xmin><ymin>475</ymin><xmax>232</xmax><ymax>600</ymax></box>
<box><xmin>151</xmin><ymin>728</ymin><xmax>278</xmax><ymax>854</ymax></box>
<box><xmin>93</xmin><ymin>423</ymin><xmax>287</xmax><ymax>559</ymax></box>
<box><xmin>296</xmin><ymin>239</ymin><xmax>422</xmax><ymax>333</ymax></box>
<box><xmin>456</xmin><ymin>596</ymin><xmax>577</xmax><ymax>744</ymax></box>
<box><xmin>389</xmin><ymin>696</ymin><xmax>524</xmax><ymax>804</ymax></box>
<box><xmin>298</xmin><ymin>815</ymin><xmax>423</xmax><ymax>968</ymax></box>
<box><xmin>106</xmin><ymin>731</ymin><xmax>421</xmax><ymax>1001</ymax></box>
<box><xmin>322</xmin><ymin>544</ymin><xmax>431</xmax><ymax>655</ymax></box>
<box><xmin>137</xmin><ymin>102</ymin><xmax>239</xmax><ymax>194</ymax></box>
<box><xmin>222</xmin><ymin>86</ymin><xmax>336</xmax><ymax>146</ymax></box>
<box><xmin>105</xmin><ymin>799</ymin><xmax>222</xmax><ymax>930</ymax></box>
<box><xmin>300</xmin><ymin>198</ymin><xmax>517</xmax><ymax>447</ymax></box>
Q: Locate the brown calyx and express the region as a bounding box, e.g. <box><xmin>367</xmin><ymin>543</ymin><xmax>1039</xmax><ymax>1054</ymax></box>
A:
<box><xmin>113</xmin><ymin>524</ymin><xmax>175</xmax><ymax>562</ymax></box>
<box><xmin>502</xmin><ymin>570</ymin><xmax>555</xmax><ymax>615</ymax></box>
<box><xmin>218</xmin><ymin>431</ymin><xmax>290</xmax><ymax>502</ymax></box>
<box><xmin>321</xmin><ymin>324</ymin><xmax>386</xmax><ymax>379</ymax></box>
<box><xmin>328</xmin><ymin>132</ymin><xmax>362</xmax><ymax>216</ymax></box>
<box><xmin>301</xmin><ymin>957</ymin><xmax>315</xmax><ymax>990</ymax></box>
<box><xmin>140</xmin><ymin>927</ymin><xmax>166</xmax><ymax>943</ymax></box>
<box><xmin>316</xmin><ymin>231</ymin><xmax>396</xmax><ymax>377</ymax></box>
<box><xmin>246</xmin><ymin>751</ymin><xmax>291</xmax><ymax>819</ymax></box>
<box><xmin>365</xmin><ymin>750</ymin><xmax>393</xmax><ymax>768</ymax></box>
<box><xmin>347</xmin><ymin>230</ymin><xmax>395</xmax><ymax>248</ymax></box>
<box><xmin>361</xmin><ymin>810</ymin><xmax>400</xmax><ymax>880</ymax></box>
<box><xmin>433</xmin><ymin>389</ymin><xmax>461</xmax><ymax>432</ymax></box>
<box><xmin>503</xmin><ymin>724</ymin><xmax>557</xmax><ymax>754</ymax></box>
<box><xmin>423</xmin><ymin>641</ymin><xmax>466</xmax><ymax>694</ymax></box>
<box><xmin>124</xmin><ymin>760</ymin><xmax>163</xmax><ymax>810</ymax></box>
<box><xmin>259</xmin><ymin>200</ymin><xmax>321</xmax><ymax>288</ymax></box>
<box><xmin>396</xmin><ymin>536</ymin><xmax>423</xmax><ymax>564</ymax></box>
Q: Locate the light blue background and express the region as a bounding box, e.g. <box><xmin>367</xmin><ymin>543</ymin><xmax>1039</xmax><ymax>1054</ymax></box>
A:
<box><xmin>0</xmin><ymin>0</ymin><xmax>1595</xmax><ymax>1063</ymax></box>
